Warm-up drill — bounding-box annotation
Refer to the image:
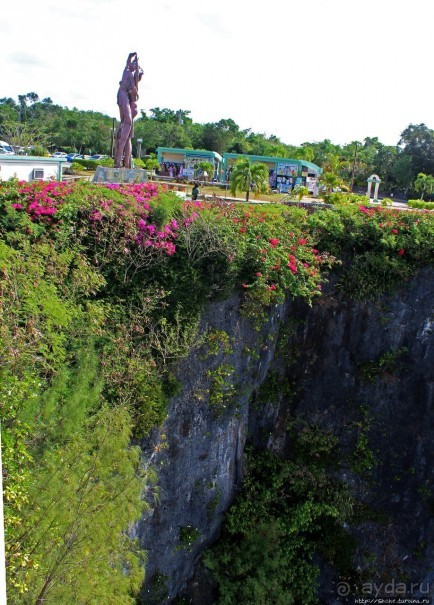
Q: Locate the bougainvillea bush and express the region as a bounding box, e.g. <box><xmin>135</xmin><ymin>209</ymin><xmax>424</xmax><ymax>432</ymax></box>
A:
<box><xmin>1</xmin><ymin>179</ymin><xmax>433</xmax><ymax>603</ymax></box>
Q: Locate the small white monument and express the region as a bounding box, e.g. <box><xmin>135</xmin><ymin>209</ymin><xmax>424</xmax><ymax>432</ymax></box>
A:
<box><xmin>366</xmin><ymin>174</ymin><xmax>381</xmax><ymax>202</ymax></box>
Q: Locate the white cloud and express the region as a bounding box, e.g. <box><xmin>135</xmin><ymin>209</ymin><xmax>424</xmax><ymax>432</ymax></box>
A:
<box><xmin>8</xmin><ymin>53</ymin><xmax>46</xmax><ymax>66</ymax></box>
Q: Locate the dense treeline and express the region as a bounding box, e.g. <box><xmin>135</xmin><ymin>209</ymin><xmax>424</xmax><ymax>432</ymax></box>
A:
<box><xmin>2</xmin><ymin>94</ymin><xmax>434</xmax><ymax>197</ymax></box>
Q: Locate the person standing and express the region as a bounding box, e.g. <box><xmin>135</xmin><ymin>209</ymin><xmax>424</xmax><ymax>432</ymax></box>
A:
<box><xmin>192</xmin><ymin>182</ymin><xmax>200</xmax><ymax>200</ymax></box>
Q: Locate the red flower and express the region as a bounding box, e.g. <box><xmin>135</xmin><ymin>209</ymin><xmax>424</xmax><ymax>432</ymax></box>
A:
<box><xmin>242</xmin><ymin>283</ymin><xmax>248</xmax><ymax>289</ymax></box>
<box><xmin>398</xmin><ymin>248</ymin><xmax>405</xmax><ymax>256</ymax></box>
<box><xmin>256</xmin><ymin>272</ymin><xmax>262</xmax><ymax>277</ymax></box>
<box><xmin>269</xmin><ymin>238</ymin><xmax>280</xmax><ymax>248</ymax></box>
<box><xmin>298</xmin><ymin>238</ymin><xmax>307</xmax><ymax>245</ymax></box>
<box><xmin>392</xmin><ymin>229</ymin><xmax>398</xmax><ymax>234</ymax></box>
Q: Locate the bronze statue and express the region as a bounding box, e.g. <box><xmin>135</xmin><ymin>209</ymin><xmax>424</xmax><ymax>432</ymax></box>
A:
<box><xmin>114</xmin><ymin>52</ymin><xmax>143</xmax><ymax>168</ymax></box>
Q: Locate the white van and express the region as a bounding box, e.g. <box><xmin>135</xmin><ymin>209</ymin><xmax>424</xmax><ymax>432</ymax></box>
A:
<box><xmin>0</xmin><ymin>140</ymin><xmax>14</xmax><ymax>155</ymax></box>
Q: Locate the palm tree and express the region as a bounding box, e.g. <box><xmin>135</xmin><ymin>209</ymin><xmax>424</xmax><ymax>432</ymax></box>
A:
<box><xmin>319</xmin><ymin>171</ymin><xmax>348</xmax><ymax>194</ymax></box>
<box><xmin>293</xmin><ymin>185</ymin><xmax>309</xmax><ymax>202</ymax></box>
<box><xmin>230</xmin><ymin>158</ymin><xmax>269</xmax><ymax>202</ymax></box>
<box><xmin>414</xmin><ymin>172</ymin><xmax>434</xmax><ymax>200</ymax></box>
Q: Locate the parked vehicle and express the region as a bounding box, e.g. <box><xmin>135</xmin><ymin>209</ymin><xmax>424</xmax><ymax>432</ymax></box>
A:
<box><xmin>0</xmin><ymin>140</ymin><xmax>14</xmax><ymax>155</ymax></box>
<box><xmin>52</xmin><ymin>151</ymin><xmax>68</xmax><ymax>158</ymax></box>
<box><xmin>89</xmin><ymin>154</ymin><xmax>108</xmax><ymax>161</ymax></box>
<box><xmin>66</xmin><ymin>153</ymin><xmax>83</xmax><ymax>162</ymax></box>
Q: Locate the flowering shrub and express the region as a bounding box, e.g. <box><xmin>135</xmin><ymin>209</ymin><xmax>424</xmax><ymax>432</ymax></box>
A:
<box><xmin>307</xmin><ymin>204</ymin><xmax>434</xmax><ymax>300</ymax></box>
<box><xmin>0</xmin><ymin>181</ymin><xmax>189</xmax><ymax>282</ymax></box>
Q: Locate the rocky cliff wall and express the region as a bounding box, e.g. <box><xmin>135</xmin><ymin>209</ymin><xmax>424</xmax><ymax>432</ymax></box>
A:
<box><xmin>137</xmin><ymin>267</ymin><xmax>434</xmax><ymax>603</ymax></box>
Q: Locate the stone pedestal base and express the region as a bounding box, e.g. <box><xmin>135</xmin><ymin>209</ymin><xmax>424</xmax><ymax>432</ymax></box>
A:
<box><xmin>92</xmin><ymin>166</ymin><xmax>148</xmax><ymax>184</ymax></box>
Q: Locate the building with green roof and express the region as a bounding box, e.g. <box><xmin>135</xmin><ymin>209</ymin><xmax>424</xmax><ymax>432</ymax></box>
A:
<box><xmin>156</xmin><ymin>147</ymin><xmax>322</xmax><ymax>194</ymax></box>
<box><xmin>222</xmin><ymin>153</ymin><xmax>322</xmax><ymax>193</ymax></box>
<box><xmin>157</xmin><ymin>147</ymin><xmax>222</xmax><ymax>180</ymax></box>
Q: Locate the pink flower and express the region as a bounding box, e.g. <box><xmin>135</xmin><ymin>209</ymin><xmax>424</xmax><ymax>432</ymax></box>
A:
<box><xmin>91</xmin><ymin>210</ymin><xmax>103</xmax><ymax>222</ymax></box>
<box><xmin>165</xmin><ymin>242</ymin><xmax>176</xmax><ymax>255</ymax></box>
<box><xmin>269</xmin><ymin>238</ymin><xmax>280</xmax><ymax>248</ymax></box>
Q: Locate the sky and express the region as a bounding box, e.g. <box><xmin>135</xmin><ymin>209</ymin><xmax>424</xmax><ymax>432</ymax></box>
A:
<box><xmin>1</xmin><ymin>0</ymin><xmax>434</xmax><ymax>148</ymax></box>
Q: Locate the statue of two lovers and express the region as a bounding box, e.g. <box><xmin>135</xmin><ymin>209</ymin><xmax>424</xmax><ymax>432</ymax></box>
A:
<box><xmin>114</xmin><ymin>52</ymin><xmax>143</xmax><ymax>169</ymax></box>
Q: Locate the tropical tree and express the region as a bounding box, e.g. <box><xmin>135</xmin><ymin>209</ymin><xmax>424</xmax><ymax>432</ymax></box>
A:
<box><xmin>230</xmin><ymin>158</ymin><xmax>269</xmax><ymax>202</ymax></box>
<box><xmin>201</xmin><ymin>119</ymin><xmax>240</xmax><ymax>155</ymax></box>
<box><xmin>0</xmin><ymin>121</ymin><xmax>48</xmax><ymax>150</ymax></box>
<box><xmin>319</xmin><ymin>171</ymin><xmax>348</xmax><ymax>194</ymax></box>
<box><xmin>293</xmin><ymin>185</ymin><xmax>309</xmax><ymax>202</ymax></box>
<box><xmin>321</xmin><ymin>152</ymin><xmax>342</xmax><ymax>174</ymax></box>
<box><xmin>391</xmin><ymin>154</ymin><xmax>414</xmax><ymax>195</ymax></box>
<box><xmin>399</xmin><ymin>123</ymin><xmax>434</xmax><ymax>176</ymax></box>
<box><xmin>295</xmin><ymin>145</ymin><xmax>315</xmax><ymax>162</ymax></box>
<box><xmin>196</xmin><ymin>161</ymin><xmax>214</xmax><ymax>181</ymax></box>
<box><xmin>413</xmin><ymin>172</ymin><xmax>434</xmax><ymax>200</ymax></box>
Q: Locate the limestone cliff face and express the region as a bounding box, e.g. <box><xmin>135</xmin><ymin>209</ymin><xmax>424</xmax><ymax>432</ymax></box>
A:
<box><xmin>136</xmin><ymin>294</ymin><xmax>288</xmax><ymax>603</ymax></box>
<box><xmin>136</xmin><ymin>267</ymin><xmax>434</xmax><ymax>603</ymax></box>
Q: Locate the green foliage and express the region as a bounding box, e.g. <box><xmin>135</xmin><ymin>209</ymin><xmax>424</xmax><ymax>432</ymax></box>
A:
<box><xmin>358</xmin><ymin>347</ymin><xmax>408</xmax><ymax>383</ymax></box>
<box><xmin>69</xmin><ymin>161</ymin><xmax>85</xmax><ymax>174</ymax></box>
<box><xmin>149</xmin><ymin>191</ymin><xmax>180</xmax><ymax>227</ymax></box>
<box><xmin>338</xmin><ymin>251</ymin><xmax>411</xmax><ymax>301</ymax></box>
<box><xmin>325</xmin><ymin>192</ymin><xmax>367</xmax><ymax>206</ymax></box>
<box><xmin>381</xmin><ymin>197</ymin><xmax>393</xmax><ymax>206</ymax></box>
<box><xmin>206</xmin><ymin>363</ymin><xmax>237</xmax><ymax>413</ymax></box>
<box><xmin>204</xmin><ymin>329</ymin><xmax>233</xmax><ymax>357</ymax></box>
<box><xmin>413</xmin><ymin>172</ymin><xmax>434</xmax><ymax>200</ymax></box>
<box><xmin>319</xmin><ymin>171</ymin><xmax>348</xmax><ymax>194</ymax></box>
<box><xmin>197</xmin><ymin>161</ymin><xmax>214</xmax><ymax>179</ymax></box>
<box><xmin>293</xmin><ymin>185</ymin><xmax>309</xmax><ymax>201</ymax></box>
<box><xmin>204</xmin><ymin>426</ymin><xmax>354</xmax><ymax>604</ymax></box>
<box><xmin>1</xmin><ymin>373</ymin><xmax>41</xmax><ymax>594</ymax></box>
<box><xmin>230</xmin><ymin>158</ymin><xmax>269</xmax><ymax>202</ymax></box>
<box><xmin>349</xmin><ymin>405</ymin><xmax>377</xmax><ymax>476</ymax></box>
<box><xmin>3</xmin><ymin>347</ymin><xmax>151</xmax><ymax>604</ymax></box>
<box><xmin>13</xmin><ymin>404</ymin><xmax>148</xmax><ymax>605</ymax></box>
<box><xmin>253</xmin><ymin>369</ymin><xmax>293</xmax><ymax>409</ymax></box>
<box><xmin>176</xmin><ymin>526</ymin><xmax>201</xmax><ymax>551</ymax></box>
<box><xmin>307</xmin><ymin>203</ymin><xmax>434</xmax><ymax>300</ymax></box>
<box><xmin>408</xmin><ymin>199</ymin><xmax>434</xmax><ymax>210</ymax></box>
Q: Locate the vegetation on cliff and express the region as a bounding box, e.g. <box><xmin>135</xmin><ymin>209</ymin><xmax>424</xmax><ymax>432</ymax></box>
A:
<box><xmin>1</xmin><ymin>179</ymin><xmax>433</xmax><ymax>603</ymax></box>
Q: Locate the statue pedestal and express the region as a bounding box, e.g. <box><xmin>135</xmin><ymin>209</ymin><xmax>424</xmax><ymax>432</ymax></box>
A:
<box><xmin>92</xmin><ymin>166</ymin><xmax>148</xmax><ymax>184</ymax></box>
